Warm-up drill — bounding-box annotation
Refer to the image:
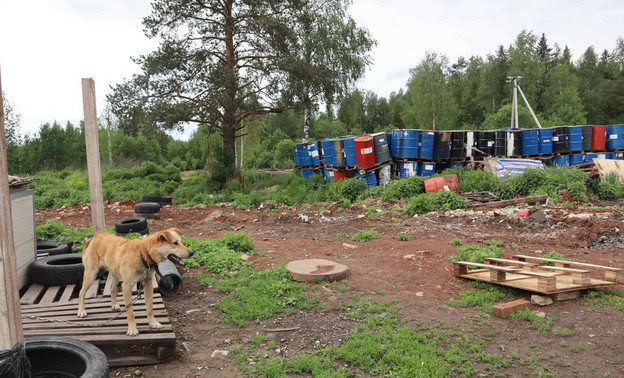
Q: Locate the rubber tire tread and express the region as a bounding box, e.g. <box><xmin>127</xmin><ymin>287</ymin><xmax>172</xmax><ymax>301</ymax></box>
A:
<box><xmin>36</xmin><ymin>241</ymin><xmax>72</xmax><ymax>256</ymax></box>
<box><xmin>142</xmin><ymin>195</ymin><xmax>172</xmax><ymax>205</ymax></box>
<box><xmin>29</xmin><ymin>254</ymin><xmax>105</xmax><ymax>286</ymax></box>
<box><xmin>114</xmin><ymin>217</ymin><xmax>148</xmax><ymax>233</ymax></box>
<box><xmin>116</xmin><ymin>227</ymin><xmax>150</xmax><ymax>236</ymax></box>
<box><xmin>25</xmin><ymin>336</ymin><xmax>109</xmax><ymax>378</ymax></box>
<box><xmin>134</xmin><ymin>202</ymin><xmax>161</xmax><ymax>213</ymax></box>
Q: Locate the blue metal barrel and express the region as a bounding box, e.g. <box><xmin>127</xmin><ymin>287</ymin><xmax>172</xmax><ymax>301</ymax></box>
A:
<box><xmin>301</xmin><ymin>168</ymin><xmax>314</xmax><ymax>178</ymax></box>
<box><xmin>332</xmin><ymin>139</ymin><xmax>346</xmax><ymax>166</ymax></box>
<box><xmin>300</xmin><ymin>144</ymin><xmax>311</xmax><ymax>166</ymax></box>
<box><xmin>308</xmin><ymin>142</ymin><xmax>320</xmax><ymax>166</ymax></box>
<box><xmin>418</xmin><ymin>162</ymin><xmax>436</xmax><ymax>177</ymax></box>
<box><xmin>419</xmin><ymin>131</ymin><xmax>435</xmax><ymax>159</ymax></box>
<box><xmin>402</xmin><ymin>130</ymin><xmax>420</xmax><ymax>158</ymax></box>
<box><xmin>321</xmin><ymin>139</ymin><xmax>334</xmax><ymax>166</ymax></box>
<box><xmin>521</xmin><ymin>129</ymin><xmax>539</xmax><ymax>155</ymax></box>
<box><xmin>566</xmin><ymin>126</ymin><xmax>583</xmax><ymax>152</ymax></box>
<box><xmin>614</xmin><ymin>152</ymin><xmax>624</xmax><ymax>160</ymax></box>
<box><xmin>606</xmin><ymin>125</ymin><xmax>624</xmax><ymax>149</ymax></box>
<box><xmin>359</xmin><ymin>171</ymin><xmax>378</xmax><ymax>188</ymax></box>
<box><xmin>390</xmin><ymin>130</ymin><xmax>402</xmax><ymax>157</ymax></box>
<box><xmin>342</xmin><ymin>136</ymin><xmax>357</xmax><ymax>166</ymax></box>
<box><xmin>399</xmin><ymin>161</ymin><xmax>418</xmax><ymax>178</ymax></box>
<box><xmin>386</xmin><ymin>133</ymin><xmax>393</xmax><ymax>156</ymax></box>
<box><xmin>553</xmin><ymin>155</ymin><xmax>570</xmax><ymax>167</ymax></box>
<box><xmin>293</xmin><ymin>145</ymin><xmax>300</xmax><ymax>166</ymax></box>
<box><xmin>569</xmin><ymin>154</ymin><xmax>585</xmax><ymax>166</ymax></box>
<box><xmin>538</xmin><ymin>128</ymin><xmax>553</xmax><ymax>154</ymax></box>
<box><xmin>597</xmin><ymin>152</ymin><xmax>612</xmax><ymax>159</ymax></box>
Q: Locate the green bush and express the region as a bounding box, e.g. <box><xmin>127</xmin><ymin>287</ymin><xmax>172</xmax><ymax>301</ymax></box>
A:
<box><xmin>450</xmin><ymin>243</ymin><xmax>503</xmax><ymax>264</ymax></box>
<box><xmin>567</xmin><ymin>181</ymin><xmax>587</xmax><ymax>202</ymax></box>
<box><xmin>404</xmin><ymin>191</ymin><xmax>467</xmax><ymax>216</ymax></box>
<box><xmin>352</xmin><ymin>230</ymin><xmax>380</xmax><ymax>242</ymax></box>
<box><xmin>381</xmin><ymin>176</ymin><xmax>426</xmax><ymax>202</ymax></box>
<box><xmin>328</xmin><ymin>178</ymin><xmax>368</xmax><ymax>203</ymax></box>
<box><xmin>596</xmin><ymin>173</ymin><xmax>624</xmax><ymax>200</ymax></box>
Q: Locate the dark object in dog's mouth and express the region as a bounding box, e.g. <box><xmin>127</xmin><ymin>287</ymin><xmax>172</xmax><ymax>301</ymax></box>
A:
<box><xmin>167</xmin><ymin>254</ymin><xmax>185</xmax><ymax>266</ymax></box>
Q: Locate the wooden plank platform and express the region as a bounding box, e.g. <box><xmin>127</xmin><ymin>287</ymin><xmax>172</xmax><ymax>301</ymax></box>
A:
<box><xmin>453</xmin><ymin>257</ymin><xmax>620</xmax><ymax>296</ymax></box>
<box><xmin>20</xmin><ymin>273</ymin><xmax>176</xmax><ymax>367</ymax></box>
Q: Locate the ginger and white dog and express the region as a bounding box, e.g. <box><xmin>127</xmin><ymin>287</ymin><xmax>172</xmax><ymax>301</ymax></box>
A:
<box><xmin>77</xmin><ymin>228</ymin><xmax>193</xmax><ymax>336</ymax></box>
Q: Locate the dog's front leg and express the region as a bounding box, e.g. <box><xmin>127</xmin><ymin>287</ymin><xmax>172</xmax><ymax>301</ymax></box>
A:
<box><xmin>143</xmin><ymin>274</ymin><xmax>162</xmax><ymax>329</ymax></box>
<box><xmin>123</xmin><ymin>281</ymin><xmax>139</xmax><ymax>336</ymax></box>
<box><xmin>110</xmin><ymin>273</ymin><xmax>121</xmax><ymax>311</ymax></box>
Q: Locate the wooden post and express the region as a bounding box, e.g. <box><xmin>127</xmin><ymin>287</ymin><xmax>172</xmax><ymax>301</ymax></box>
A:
<box><xmin>0</xmin><ymin>67</ymin><xmax>24</xmax><ymax>349</ymax></box>
<box><xmin>82</xmin><ymin>78</ymin><xmax>105</xmax><ymax>234</ymax></box>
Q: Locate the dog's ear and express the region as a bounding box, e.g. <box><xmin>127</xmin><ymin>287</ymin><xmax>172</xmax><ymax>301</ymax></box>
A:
<box><xmin>168</xmin><ymin>228</ymin><xmax>181</xmax><ymax>236</ymax></box>
<box><xmin>158</xmin><ymin>230</ymin><xmax>173</xmax><ymax>244</ymax></box>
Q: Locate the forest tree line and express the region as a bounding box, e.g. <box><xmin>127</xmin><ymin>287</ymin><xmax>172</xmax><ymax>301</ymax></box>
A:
<box><xmin>4</xmin><ymin>31</ymin><xmax>624</xmax><ymax>175</ymax></box>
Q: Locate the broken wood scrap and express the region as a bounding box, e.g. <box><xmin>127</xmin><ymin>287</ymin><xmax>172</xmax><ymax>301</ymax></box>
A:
<box><xmin>467</xmin><ymin>195</ymin><xmax>549</xmax><ymax>209</ymax></box>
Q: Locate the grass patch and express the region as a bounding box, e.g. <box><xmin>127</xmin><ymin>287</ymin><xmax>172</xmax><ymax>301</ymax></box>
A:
<box><xmin>553</xmin><ymin>327</ymin><xmax>575</xmax><ymax>337</ymax></box>
<box><xmin>584</xmin><ymin>289</ymin><xmax>624</xmax><ymax>312</ymax></box>
<box><xmin>449</xmin><ymin>241</ymin><xmax>503</xmax><ymax>264</ymax></box>
<box><xmin>352</xmin><ymin>230</ymin><xmax>379</xmax><ymax>242</ymax></box>
<box><xmin>397</xmin><ymin>232</ymin><xmax>410</xmax><ymax>241</ymax></box>
<box><xmin>449</xmin><ymin>281</ymin><xmax>515</xmax><ymax>313</ymax></box>
<box><xmin>451</xmin><ymin>238</ymin><xmax>463</xmax><ymax>246</ymax></box>
<box><xmin>508</xmin><ymin>308</ymin><xmax>553</xmax><ymax>335</ymax></box>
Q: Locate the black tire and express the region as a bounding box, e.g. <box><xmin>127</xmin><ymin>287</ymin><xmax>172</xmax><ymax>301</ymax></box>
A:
<box><xmin>142</xmin><ymin>195</ymin><xmax>172</xmax><ymax>205</ymax></box>
<box><xmin>29</xmin><ymin>254</ymin><xmax>105</xmax><ymax>286</ymax></box>
<box><xmin>26</xmin><ymin>336</ymin><xmax>109</xmax><ymax>378</ymax></box>
<box><xmin>36</xmin><ymin>241</ymin><xmax>71</xmax><ymax>256</ymax></box>
<box><xmin>134</xmin><ymin>211</ymin><xmax>160</xmax><ymax>220</ymax></box>
<box><xmin>114</xmin><ymin>217</ymin><xmax>148</xmax><ymax>233</ymax></box>
<box><xmin>134</xmin><ymin>202</ymin><xmax>161</xmax><ymax>213</ymax></box>
<box><xmin>116</xmin><ymin>227</ymin><xmax>150</xmax><ymax>236</ymax></box>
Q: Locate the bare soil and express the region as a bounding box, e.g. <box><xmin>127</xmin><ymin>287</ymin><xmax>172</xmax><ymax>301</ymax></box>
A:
<box><xmin>36</xmin><ymin>199</ymin><xmax>624</xmax><ymax>377</ymax></box>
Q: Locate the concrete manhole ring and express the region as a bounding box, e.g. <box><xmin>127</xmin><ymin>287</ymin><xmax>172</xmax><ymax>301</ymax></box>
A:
<box><xmin>286</xmin><ymin>259</ymin><xmax>349</xmax><ymax>282</ymax></box>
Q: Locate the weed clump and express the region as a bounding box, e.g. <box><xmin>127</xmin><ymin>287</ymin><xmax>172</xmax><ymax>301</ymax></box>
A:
<box><xmin>352</xmin><ymin>230</ymin><xmax>380</xmax><ymax>242</ymax></box>
<box><xmin>404</xmin><ymin>191</ymin><xmax>467</xmax><ymax>216</ymax></box>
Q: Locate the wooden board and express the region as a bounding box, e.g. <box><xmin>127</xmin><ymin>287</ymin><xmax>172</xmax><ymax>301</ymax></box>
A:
<box><xmin>20</xmin><ymin>275</ymin><xmax>175</xmax><ymax>367</ymax></box>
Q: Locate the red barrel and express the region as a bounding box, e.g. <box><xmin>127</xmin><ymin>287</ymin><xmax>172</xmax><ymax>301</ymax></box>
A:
<box><xmin>424</xmin><ymin>175</ymin><xmax>460</xmax><ymax>194</ymax></box>
<box><xmin>334</xmin><ymin>170</ymin><xmax>348</xmax><ymax>182</ymax></box>
<box><xmin>592</xmin><ymin>126</ymin><xmax>607</xmax><ymax>150</ymax></box>
<box><xmin>354</xmin><ymin>135</ymin><xmax>375</xmax><ymax>169</ymax></box>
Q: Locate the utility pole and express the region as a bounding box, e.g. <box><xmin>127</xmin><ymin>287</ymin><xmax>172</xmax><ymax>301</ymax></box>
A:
<box><xmin>507</xmin><ymin>76</ymin><xmax>542</xmax><ymax>129</ymax></box>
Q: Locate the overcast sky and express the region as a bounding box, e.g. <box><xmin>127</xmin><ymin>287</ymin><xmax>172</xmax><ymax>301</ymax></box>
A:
<box><xmin>1</xmin><ymin>0</ymin><xmax>623</xmax><ymax>139</ymax></box>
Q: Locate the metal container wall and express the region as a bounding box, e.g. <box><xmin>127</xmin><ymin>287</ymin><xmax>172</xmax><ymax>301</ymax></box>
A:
<box><xmin>606</xmin><ymin>125</ymin><xmax>624</xmax><ymax>149</ymax></box>
<box><xmin>399</xmin><ymin>161</ymin><xmax>418</xmax><ymax>178</ymax></box>
<box><xmin>567</xmin><ymin>126</ymin><xmax>583</xmax><ymax>152</ymax></box>
<box><xmin>342</xmin><ymin>137</ymin><xmax>358</xmax><ymax>166</ymax></box>
<box><xmin>391</xmin><ymin>130</ymin><xmax>402</xmax><ymax>157</ymax></box>
<box><xmin>371</xmin><ymin>132</ymin><xmax>391</xmax><ymax>164</ymax></box>
<box><xmin>334</xmin><ymin>170</ymin><xmax>348</xmax><ymax>182</ymax></box>
<box><xmin>615</xmin><ymin>152</ymin><xmax>624</xmax><ymax>160</ymax></box>
<box><xmin>354</xmin><ymin>135</ymin><xmax>376</xmax><ymax>169</ymax></box>
<box><xmin>402</xmin><ymin>130</ymin><xmax>420</xmax><ymax>158</ymax></box>
<box><xmin>385</xmin><ymin>133</ymin><xmax>393</xmax><ymax>157</ymax></box>
<box><xmin>419</xmin><ymin>131</ymin><xmax>435</xmax><ymax>159</ymax></box>
<box><xmin>506</xmin><ymin>130</ymin><xmax>522</xmax><ymax>156</ymax></box>
<box><xmin>301</xmin><ymin>168</ymin><xmax>314</xmax><ymax>179</ymax></box>
<box><xmin>582</xmin><ymin>126</ymin><xmax>593</xmax><ymax>150</ymax></box>
<box><xmin>521</xmin><ymin>129</ymin><xmax>539</xmax><ymax>155</ymax></box>
<box><xmin>323</xmin><ymin>168</ymin><xmax>333</xmax><ymax>181</ymax></box>
<box><xmin>538</xmin><ymin>128</ymin><xmax>553</xmax><ymax>154</ymax></box>
<box><xmin>308</xmin><ymin>142</ymin><xmax>321</xmax><ymax>165</ymax></box>
<box><xmin>293</xmin><ymin>145</ymin><xmax>300</xmax><ymax>166</ymax></box>
<box><xmin>592</xmin><ymin>126</ymin><xmax>607</xmax><ymax>150</ymax></box>
<box><xmin>553</xmin><ymin>155</ymin><xmax>570</xmax><ymax>167</ymax></box>
<box><xmin>321</xmin><ymin>140</ymin><xmax>334</xmax><ymax>166</ymax></box>
<box><xmin>332</xmin><ymin>139</ymin><xmax>346</xmax><ymax>166</ymax></box>
<box><xmin>359</xmin><ymin>171</ymin><xmax>378</xmax><ymax>188</ymax></box>
<box><xmin>450</xmin><ymin>131</ymin><xmax>466</xmax><ymax>159</ymax></box>
<box><xmin>494</xmin><ymin>130</ymin><xmax>506</xmax><ymax>156</ymax></box>
<box><xmin>552</xmin><ymin>126</ymin><xmax>568</xmax><ymax>153</ymax></box>
<box><xmin>418</xmin><ymin>162</ymin><xmax>436</xmax><ymax>177</ymax></box>
<box><xmin>477</xmin><ymin>131</ymin><xmax>495</xmax><ymax>156</ymax></box>
<box><xmin>465</xmin><ymin>131</ymin><xmax>477</xmax><ymax>157</ymax></box>
<box><xmin>434</xmin><ymin>131</ymin><xmax>452</xmax><ymax>159</ymax></box>
<box><xmin>569</xmin><ymin>154</ymin><xmax>585</xmax><ymax>166</ymax></box>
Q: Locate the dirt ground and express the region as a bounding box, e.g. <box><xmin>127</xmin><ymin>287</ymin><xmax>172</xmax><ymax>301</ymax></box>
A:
<box><xmin>37</xmin><ymin>198</ymin><xmax>624</xmax><ymax>377</ymax></box>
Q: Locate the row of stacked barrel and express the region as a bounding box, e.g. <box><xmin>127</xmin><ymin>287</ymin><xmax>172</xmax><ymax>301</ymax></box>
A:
<box><xmin>293</xmin><ymin>124</ymin><xmax>624</xmax><ymax>185</ymax></box>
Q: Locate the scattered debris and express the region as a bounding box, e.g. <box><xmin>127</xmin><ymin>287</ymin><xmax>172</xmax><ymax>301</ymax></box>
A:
<box><xmin>534</xmin><ymin>311</ymin><xmax>547</xmax><ymax>319</ymax></box>
<box><xmin>529</xmin><ymin>209</ymin><xmax>547</xmax><ymax>223</ymax></box>
<box><xmin>241</xmin><ymin>254</ymin><xmax>250</xmax><ymax>261</ymax></box>
<box><xmin>265</xmin><ymin>326</ymin><xmax>301</xmax><ymax>332</ymax></box>
<box><xmin>342</xmin><ymin>243</ymin><xmax>357</xmax><ymax>250</ymax></box>
<box><xmin>185</xmin><ymin>309</ymin><xmax>201</xmax><ymax>315</ymax></box>
<box><xmin>403</xmin><ymin>254</ymin><xmax>416</xmax><ymax>260</ymax></box>
<box><xmin>298</xmin><ymin>213</ymin><xmax>309</xmax><ymax>222</ymax></box>
<box><xmin>493</xmin><ymin>299</ymin><xmax>531</xmax><ymax>318</ymax></box>
<box><xmin>531</xmin><ymin>294</ymin><xmax>554</xmax><ymax>306</ymax></box>
<box><xmin>211</xmin><ymin>349</ymin><xmax>229</xmax><ymax>358</ymax></box>
<box><xmin>203</xmin><ymin>209</ymin><xmax>223</xmax><ymax>222</ymax></box>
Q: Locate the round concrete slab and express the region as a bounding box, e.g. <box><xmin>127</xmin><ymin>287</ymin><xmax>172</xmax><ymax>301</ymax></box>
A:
<box><xmin>286</xmin><ymin>259</ymin><xmax>349</xmax><ymax>282</ymax></box>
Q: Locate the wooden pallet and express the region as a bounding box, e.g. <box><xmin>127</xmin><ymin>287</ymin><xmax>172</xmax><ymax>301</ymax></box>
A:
<box><xmin>453</xmin><ymin>255</ymin><xmax>622</xmax><ymax>299</ymax></box>
<box><xmin>20</xmin><ymin>273</ymin><xmax>176</xmax><ymax>367</ymax></box>
<box><xmin>461</xmin><ymin>191</ymin><xmax>500</xmax><ymax>205</ymax></box>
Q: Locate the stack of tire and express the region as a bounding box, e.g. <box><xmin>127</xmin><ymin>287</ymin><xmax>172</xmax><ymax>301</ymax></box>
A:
<box><xmin>31</xmin><ymin>242</ymin><xmax>106</xmax><ymax>286</ymax></box>
<box><xmin>115</xmin><ymin>217</ymin><xmax>149</xmax><ymax>236</ymax></box>
<box><xmin>142</xmin><ymin>195</ymin><xmax>173</xmax><ymax>206</ymax></box>
<box><xmin>134</xmin><ymin>202</ymin><xmax>161</xmax><ymax>220</ymax></box>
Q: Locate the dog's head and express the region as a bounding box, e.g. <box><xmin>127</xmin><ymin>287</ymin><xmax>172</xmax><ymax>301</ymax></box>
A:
<box><xmin>152</xmin><ymin>228</ymin><xmax>194</xmax><ymax>266</ymax></box>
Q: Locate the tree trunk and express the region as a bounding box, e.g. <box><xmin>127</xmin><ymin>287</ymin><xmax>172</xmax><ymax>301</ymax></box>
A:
<box><xmin>302</xmin><ymin>105</ymin><xmax>311</xmax><ymax>143</ymax></box>
<box><xmin>221</xmin><ymin>0</ymin><xmax>238</xmax><ymax>171</ymax></box>
<box><xmin>205</xmin><ymin>128</ymin><xmax>211</xmax><ymax>171</ymax></box>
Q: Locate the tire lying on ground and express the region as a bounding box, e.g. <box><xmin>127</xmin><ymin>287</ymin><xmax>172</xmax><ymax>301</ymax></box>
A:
<box><xmin>114</xmin><ymin>217</ymin><xmax>148</xmax><ymax>234</ymax></box>
<box><xmin>116</xmin><ymin>227</ymin><xmax>150</xmax><ymax>236</ymax></box>
<box><xmin>25</xmin><ymin>336</ymin><xmax>109</xmax><ymax>378</ymax></box>
<box><xmin>29</xmin><ymin>254</ymin><xmax>106</xmax><ymax>286</ymax></box>
<box><xmin>134</xmin><ymin>202</ymin><xmax>161</xmax><ymax>213</ymax></box>
<box><xmin>142</xmin><ymin>195</ymin><xmax>172</xmax><ymax>205</ymax></box>
<box><xmin>36</xmin><ymin>241</ymin><xmax>72</xmax><ymax>256</ymax></box>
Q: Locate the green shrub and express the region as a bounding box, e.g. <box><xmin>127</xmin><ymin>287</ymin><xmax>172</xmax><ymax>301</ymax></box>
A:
<box><xmin>450</xmin><ymin>243</ymin><xmax>503</xmax><ymax>264</ymax></box>
<box><xmin>381</xmin><ymin>176</ymin><xmax>426</xmax><ymax>202</ymax></box>
<box><xmin>509</xmin><ymin>168</ymin><xmax>546</xmax><ymax>196</ymax></box>
<box><xmin>327</xmin><ymin>178</ymin><xmax>368</xmax><ymax>203</ymax></box>
<box><xmin>451</xmin><ymin>238</ymin><xmax>463</xmax><ymax>246</ymax></box>
<box><xmin>397</xmin><ymin>233</ymin><xmax>410</xmax><ymax>241</ymax></box>
<box><xmin>404</xmin><ymin>191</ymin><xmax>467</xmax><ymax>216</ymax></box>
<box><xmin>567</xmin><ymin>181</ymin><xmax>587</xmax><ymax>202</ymax></box>
<box><xmin>352</xmin><ymin>230</ymin><xmax>380</xmax><ymax>242</ymax></box>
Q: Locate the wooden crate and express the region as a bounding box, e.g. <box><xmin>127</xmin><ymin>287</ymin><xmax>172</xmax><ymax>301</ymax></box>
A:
<box><xmin>20</xmin><ymin>274</ymin><xmax>176</xmax><ymax>367</ymax></box>
<box><xmin>453</xmin><ymin>255</ymin><xmax>622</xmax><ymax>298</ymax></box>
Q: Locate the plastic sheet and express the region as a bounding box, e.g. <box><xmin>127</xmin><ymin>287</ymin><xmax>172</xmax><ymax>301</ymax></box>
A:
<box><xmin>0</xmin><ymin>343</ymin><xmax>31</xmax><ymax>378</ymax></box>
